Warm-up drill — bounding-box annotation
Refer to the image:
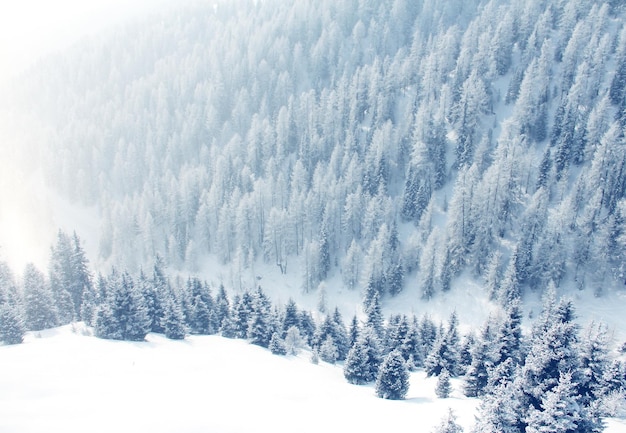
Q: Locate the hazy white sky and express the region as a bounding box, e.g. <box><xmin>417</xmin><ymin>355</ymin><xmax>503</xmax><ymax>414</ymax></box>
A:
<box><xmin>0</xmin><ymin>0</ymin><xmax>174</xmax><ymax>84</ymax></box>
<box><xmin>0</xmin><ymin>0</ymin><xmax>179</xmax><ymax>271</ymax></box>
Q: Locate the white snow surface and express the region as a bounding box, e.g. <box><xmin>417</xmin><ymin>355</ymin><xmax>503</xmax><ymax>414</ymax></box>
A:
<box><xmin>1</xmin><ymin>324</ymin><xmax>481</xmax><ymax>433</ymax></box>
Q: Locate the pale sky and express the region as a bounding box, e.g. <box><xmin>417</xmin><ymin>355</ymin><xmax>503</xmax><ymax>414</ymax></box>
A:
<box><xmin>0</xmin><ymin>0</ymin><xmax>179</xmax><ymax>271</ymax></box>
<box><xmin>0</xmin><ymin>0</ymin><xmax>175</xmax><ymax>84</ymax></box>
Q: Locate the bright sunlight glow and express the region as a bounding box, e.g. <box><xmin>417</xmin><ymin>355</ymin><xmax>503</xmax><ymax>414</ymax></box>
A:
<box><xmin>0</xmin><ymin>0</ymin><xmax>177</xmax><ymax>272</ymax></box>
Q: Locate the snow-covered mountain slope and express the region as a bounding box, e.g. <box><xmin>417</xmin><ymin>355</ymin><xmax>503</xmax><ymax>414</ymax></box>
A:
<box><xmin>3</xmin><ymin>0</ymin><xmax>626</xmax><ymax>310</ymax></box>
<box><xmin>1</xmin><ymin>0</ymin><xmax>626</xmax><ymax>357</ymax></box>
<box><xmin>1</xmin><ymin>325</ymin><xmax>624</xmax><ymax>432</ymax></box>
<box><xmin>0</xmin><ymin>324</ymin><xmax>480</xmax><ymax>433</ymax></box>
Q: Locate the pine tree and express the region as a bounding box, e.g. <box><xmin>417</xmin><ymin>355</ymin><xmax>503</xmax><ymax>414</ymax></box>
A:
<box><xmin>402</xmin><ymin>317</ymin><xmax>422</xmax><ymax>369</ymax></box>
<box><xmin>298</xmin><ymin>310</ymin><xmax>316</xmax><ymax>346</ymax></box>
<box><xmin>138</xmin><ymin>258</ymin><xmax>169</xmax><ymax>334</ymax></box>
<box><xmin>22</xmin><ymin>263</ymin><xmax>58</xmax><ymax>331</ymax></box>
<box><xmin>418</xmin><ymin>315</ymin><xmax>439</xmax><ymax>360</ymax></box>
<box><xmin>284</xmin><ymin>326</ymin><xmax>303</xmax><ymax>355</ymax></box>
<box><xmin>472</xmin><ymin>381</ymin><xmax>523</xmax><ymax>433</ymax></box>
<box><xmin>319</xmin><ymin>335</ymin><xmax>339</xmax><ymax>364</ymax></box>
<box><xmin>344</xmin><ymin>339</ymin><xmax>371</xmax><ymax>384</ymax></box>
<box><xmin>344</xmin><ymin>326</ymin><xmax>383</xmax><ymax>384</ymax></box>
<box><xmin>498</xmin><ymin>255</ymin><xmax>520</xmax><ymax>306</ymax></box>
<box><xmin>186</xmin><ymin>278</ymin><xmax>216</xmax><ymax>335</ymax></box>
<box><xmin>80</xmin><ymin>277</ymin><xmax>99</xmax><ymax>327</ymax></box>
<box><xmin>0</xmin><ymin>303</ymin><xmax>26</xmax><ymax>345</ymax></box>
<box><xmin>348</xmin><ymin>314</ymin><xmax>360</xmax><ymax>348</ymax></box>
<box><xmin>318</xmin><ymin>218</ymin><xmax>331</xmax><ymax>280</ymax></box>
<box><xmin>95</xmin><ymin>270</ymin><xmax>150</xmax><ymax>341</ymax></box>
<box><xmin>492</xmin><ymin>300</ymin><xmax>523</xmax><ymax>366</ymax></box>
<box><xmin>578</xmin><ymin>321</ymin><xmax>611</xmax><ymax>407</ymax></box>
<box><xmin>248</xmin><ymin>288</ymin><xmax>274</xmax><ymax>347</ymax></box>
<box><xmin>484</xmin><ymin>251</ymin><xmax>501</xmax><ymax>300</ymax></box>
<box><xmin>432</xmin><ymin>409</ymin><xmax>463</xmax><ymax>433</ymax></box>
<box><xmin>525</xmin><ymin>372</ymin><xmax>583</xmax><ymax>433</ymax></box>
<box><xmin>282</xmin><ymin>298</ymin><xmax>300</xmax><ymax>336</ymax></box>
<box><xmin>458</xmin><ymin>333</ymin><xmax>475</xmax><ymax>375</ymax></box>
<box><xmin>364</xmin><ymin>291</ymin><xmax>384</xmax><ymax>341</ymax></box>
<box><xmin>463</xmin><ymin>321</ymin><xmax>493</xmax><ymax>397</ymax></box>
<box><xmin>522</xmin><ymin>297</ymin><xmax>581</xmax><ymax>406</ymax></box>
<box><xmin>269</xmin><ymin>331</ymin><xmax>287</xmax><ymax>355</ymax></box>
<box><xmin>48</xmin><ymin>230</ymin><xmax>92</xmax><ymax>323</ymax></box>
<box><xmin>436</xmin><ymin>368</ymin><xmax>452</xmax><ymax>398</ymax></box>
<box><xmin>425</xmin><ymin>313</ymin><xmax>460</xmax><ymax>377</ymax></box>
<box><xmin>214</xmin><ymin>284</ymin><xmax>230</xmax><ymax>331</ymax></box>
<box><xmin>331</xmin><ymin>308</ymin><xmax>350</xmax><ymax>360</ymax></box>
<box><xmin>163</xmin><ymin>295</ymin><xmax>186</xmax><ymax>340</ymax></box>
<box><xmin>386</xmin><ymin>314</ymin><xmax>410</xmax><ymax>356</ymax></box>
<box><xmin>375</xmin><ymin>349</ymin><xmax>409</xmax><ymax>400</ymax></box>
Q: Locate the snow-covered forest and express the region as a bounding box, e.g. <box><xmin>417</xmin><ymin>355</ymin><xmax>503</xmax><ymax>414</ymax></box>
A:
<box><xmin>2</xmin><ymin>0</ymin><xmax>625</xmax><ymax>300</ymax></box>
<box><xmin>2</xmin><ymin>0</ymin><xmax>626</xmax><ymax>431</ymax></box>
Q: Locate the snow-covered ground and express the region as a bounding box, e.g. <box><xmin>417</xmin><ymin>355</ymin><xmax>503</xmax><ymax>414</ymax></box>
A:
<box><xmin>2</xmin><ymin>323</ymin><xmax>625</xmax><ymax>432</ymax></box>
<box><xmin>0</xmin><ymin>324</ymin><xmax>481</xmax><ymax>433</ymax></box>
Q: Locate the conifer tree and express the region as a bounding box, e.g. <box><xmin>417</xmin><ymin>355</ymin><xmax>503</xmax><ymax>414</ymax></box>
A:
<box><xmin>418</xmin><ymin>314</ymin><xmax>438</xmax><ymax>362</ymax></box>
<box><xmin>269</xmin><ymin>331</ymin><xmax>287</xmax><ymax>355</ymax></box>
<box><xmin>48</xmin><ymin>230</ymin><xmax>92</xmax><ymax>322</ymax></box>
<box><xmin>578</xmin><ymin>321</ymin><xmax>611</xmax><ymax>407</ymax></box>
<box><xmin>486</xmin><ymin>357</ymin><xmax>515</xmax><ymax>392</ymax></box>
<box><xmin>248</xmin><ymin>287</ymin><xmax>273</xmax><ymax>347</ymax></box>
<box><xmin>186</xmin><ymin>278</ymin><xmax>216</xmax><ymax>335</ymax></box>
<box><xmin>458</xmin><ymin>333</ymin><xmax>475</xmax><ymax>375</ymax></box>
<box><xmin>464</xmin><ymin>321</ymin><xmax>494</xmax><ymax>397</ymax></box>
<box><xmin>284</xmin><ymin>326</ymin><xmax>303</xmax><ymax>355</ymax></box>
<box><xmin>375</xmin><ymin>349</ymin><xmax>409</xmax><ymax>400</ymax></box>
<box><xmin>22</xmin><ymin>263</ymin><xmax>58</xmax><ymax>331</ymax></box>
<box><xmin>163</xmin><ymin>295</ymin><xmax>186</xmax><ymax>340</ymax></box>
<box><xmin>348</xmin><ymin>314</ymin><xmax>360</xmax><ymax>348</ymax></box>
<box><xmin>525</xmin><ymin>373</ymin><xmax>583</xmax><ymax>433</ymax></box>
<box><xmin>231</xmin><ymin>292</ymin><xmax>253</xmax><ymax>339</ymax></box>
<box><xmin>344</xmin><ymin>337</ymin><xmax>371</xmax><ymax>384</ymax></box>
<box><xmin>436</xmin><ymin>368</ymin><xmax>452</xmax><ymax>398</ymax></box>
<box><xmin>142</xmin><ymin>256</ymin><xmax>170</xmax><ymax>334</ymax></box>
<box><xmin>432</xmin><ymin>409</ymin><xmax>463</xmax><ymax>433</ymax></box>
<box><xmin>344</xmin><ymin>326</ymin><xmax>383</xmax><ymax>384</ymax></box>
<box><xmin>364</xmin><ymin>291</ymin><xmax>384</xmax><ymax>342</ymax></box>
<box><xmin>214</xmin><ymin>284</ymin><xmax>230</xmax><ymax>331</ymax></box>
<box><xmin>493</xmin><ymin>300</ymin><xmax>523</xmax><ymax>366</ymax></box>
<box><xmin>473</xmin><ymin>374</ymin><xmax>528</xmax><ymax>433</ymax></box>
<box><xmin>425</xmin><ymin>313</ymin><xmax>461</xmax><ymax>377</ymax></box>
<box><xmin>94</xmin><ymin>270</ymin><xmax>150</xmax><ymax>341</ymax></box>
<box><xmin>282</xmin><ymin>298</ymin><xmax>300</xmax><ymax>336</ymax></box>
<box><xmin>80</xmin><ymin>276</ymin><xmax>99</xmax><ymax>327</ymax></box>
<box><xmin>331</xmin><ymin>307</ymin><xmax>350</xmax><ymax>360</ymax></box>
<box><xmin>298</xmin><ymin>310</ymin><xmax>316</xmax><ymax>346</ymax></box>
<box><xmin>386</xmin><ymin>314</ymin><xmax>411</xmax><ymax>357</ymax></box>
<box><xmin>0</xmin><ymin>302</ymin><xmax>26</xmax><ymax>344</ymax></box>
<box><xmin>319</xmin><ymin>335</ymin><xmax>339</xmax><ymax>364</ymax></box>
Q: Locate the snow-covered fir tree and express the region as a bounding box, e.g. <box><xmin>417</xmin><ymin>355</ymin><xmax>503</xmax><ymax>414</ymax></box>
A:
<box><xmin>163</xmin><ymin>294</ymin><xmax>186</xmax><ymax>340</ymax></box>
<box><xmin>436</xmin><ymin>368</ymin><xmax>452</xmax><ymax>398</ymax></box>
<box><xmin>0</xmin><ymin>302</ymin><xmax>26</xmax><ymax>345</ymax></box>
<box><xmin>269</xmin><ymin>332</ymin><xmax>287</xmax><ymax>355</ymax></box>
<box><xmin>22</xmin><ymin>263</ymin><xmax>58</xmax><ymax>331</ymax></box>
<box><xmin>375</xmin><ymin>349</ymin><xmax>409</xmax><ymax>400</ymax></box>
<box><xmin>432</xmin><ymin>409</ymin><xmax>464</xmax><ymax>433</ymax></box>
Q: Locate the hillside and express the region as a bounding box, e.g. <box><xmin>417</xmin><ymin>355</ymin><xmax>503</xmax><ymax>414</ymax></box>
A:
<box><xmin>1</xmin><ymin>325</ymin><xmax>480</xmax><ymax>433</ymax></box>
<box><xmin>1</xmin><ymin>0</ymin><xmax>625</xmax><ymax>311</ymax></box>
<box><xmin>1</xmin><ymin>325</ymin><xmax>625</xmax><ymax>432</ymax></box>
<box><xmin>1</xmin><ymin>2</ymin><xmax>626</xmax><ymax>430</ymax></box>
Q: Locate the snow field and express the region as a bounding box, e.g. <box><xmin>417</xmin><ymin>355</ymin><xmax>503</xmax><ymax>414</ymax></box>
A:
<box><xmin>0</xmin><ymin>325</ymin><xmax>478</xmax><ymax>433</ymax></box>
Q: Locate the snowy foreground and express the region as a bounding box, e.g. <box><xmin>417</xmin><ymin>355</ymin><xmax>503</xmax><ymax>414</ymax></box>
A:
<box><xmin>1</xmin><ymin>325</ymin><xmax>624</xmax><ymax>433</ymax></box>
